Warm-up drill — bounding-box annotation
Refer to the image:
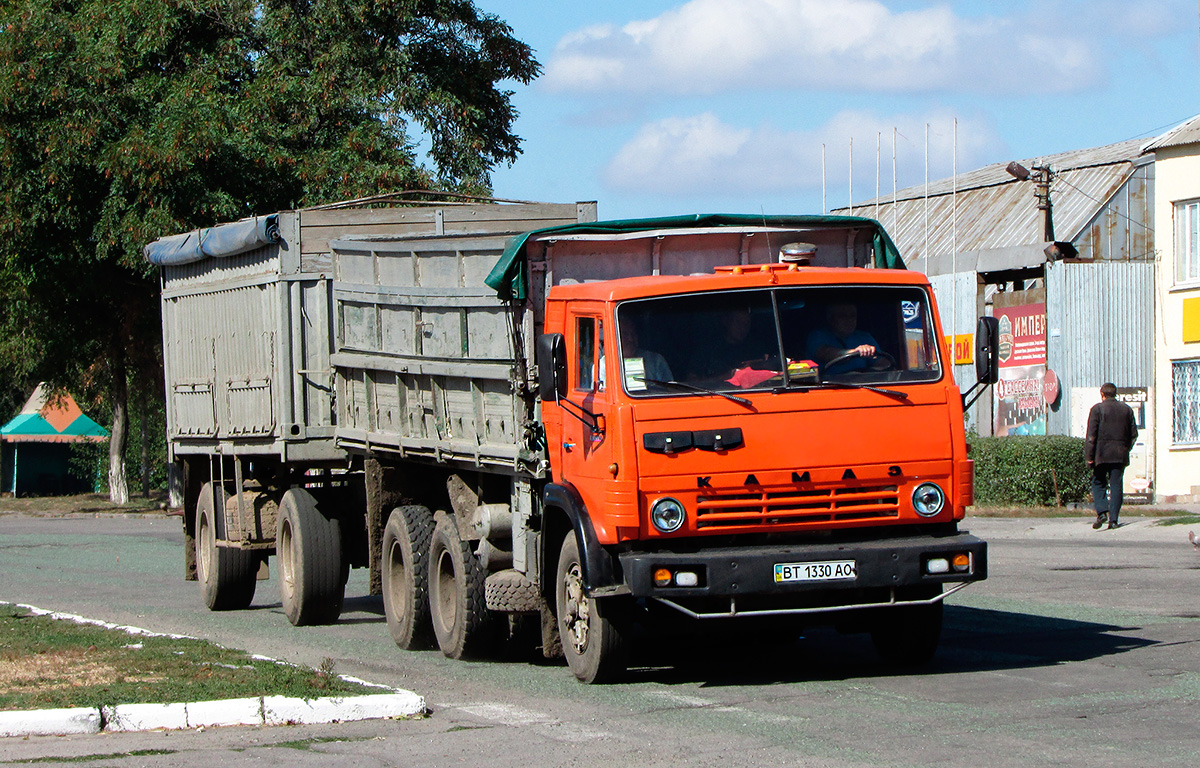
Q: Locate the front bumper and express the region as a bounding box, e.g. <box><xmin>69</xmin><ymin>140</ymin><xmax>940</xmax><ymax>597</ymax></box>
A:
<box><xmin>617</xmin><ymin>531</ymin><xmax>986</xmax><ymax>618</ymax></box>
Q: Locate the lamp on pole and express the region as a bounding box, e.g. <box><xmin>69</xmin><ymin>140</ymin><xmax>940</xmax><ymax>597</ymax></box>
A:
<box><xmin>1005</xmin><ymin>161</ymin><xmax>1055</xmax><ymax>243</ymax></box>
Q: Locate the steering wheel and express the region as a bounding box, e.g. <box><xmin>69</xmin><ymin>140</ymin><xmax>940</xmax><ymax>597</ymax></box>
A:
<box><xmin>819</xmin><ymin>349</ymin><xmax>895</xmax><ymax>380</ymax></box>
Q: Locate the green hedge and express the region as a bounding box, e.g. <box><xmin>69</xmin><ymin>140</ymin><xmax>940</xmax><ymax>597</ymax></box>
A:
<box><xmin>969</xmin><ymin>435</ymin><xmax>1090</xmax><ymax>507</ymax></box>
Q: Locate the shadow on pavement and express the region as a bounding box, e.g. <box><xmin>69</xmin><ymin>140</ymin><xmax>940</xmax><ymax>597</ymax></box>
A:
<box><xmin>627</xmin><ymin>605</ymin><xmax>1157</xmax><ymax>687</ymax></box>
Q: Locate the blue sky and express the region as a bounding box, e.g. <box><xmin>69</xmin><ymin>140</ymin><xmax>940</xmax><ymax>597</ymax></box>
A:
<box><xmin>471</xmin><ymin>0</ymin><xmax>1199</xmax><ymax>221</ymax></box>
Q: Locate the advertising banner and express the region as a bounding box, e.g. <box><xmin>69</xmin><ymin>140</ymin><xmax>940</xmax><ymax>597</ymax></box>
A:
<box><xmin>1071</xmin><ymin>386</ymin><xmax>1153</xmax><ymax>503</ymax></box>
<box><xmin>993</xmin><ymin>302</ymin><xmax>1047</xmax><ymax>435</ymax></box>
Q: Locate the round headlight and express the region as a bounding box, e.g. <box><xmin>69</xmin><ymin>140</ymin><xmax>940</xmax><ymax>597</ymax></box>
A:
<box><xmin>650</xmin><ymin>497</ymin><xmax>686</xmax><ymax>533</ymax></box>
<box><xmin>912</xmin><ymin>483</ymin><xmax>946</xmax><ymax>517</ymax></box>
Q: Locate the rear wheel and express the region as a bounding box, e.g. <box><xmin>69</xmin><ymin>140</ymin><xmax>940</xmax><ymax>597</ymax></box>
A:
<box><xmin>382</xmin><ymin>505</ymin><xmax>436</xmax><ymax>650</ymax></box>
<box><xmin>870</xmin><ymin>601</ymin><xmax>943</xmax><ymax>667</ymax></box>
<box><xmin>428</xmin><ymin>513</ymin><xmax>492</xmax><ymax>659</ymax></box>
<box><xmin>277</xmin><ymin>487</ymin><xmax>347</xmax><ymax>626</ymax></box>
<box><xmin>555</xmin><ymin>535</ymin><xmax>630</xmax><ymax>683</ymax></box>
<box><xmin>196</xmin><ymin>482</ymin><xmax>257</xmax><ymax>611</ymax></box>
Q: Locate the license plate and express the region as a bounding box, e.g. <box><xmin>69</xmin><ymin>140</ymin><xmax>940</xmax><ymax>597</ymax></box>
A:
<box><xmin>774</xmin><ymin>560</ymin><xmax>857</xmax><ymax>583</ymax></box>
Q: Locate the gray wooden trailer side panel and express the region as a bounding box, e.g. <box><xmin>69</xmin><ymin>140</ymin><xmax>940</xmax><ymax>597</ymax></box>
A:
<box><xmin>161</xmin><ymin>202</ymin><xmax>590</xmax><ymax>464</ymax></box>
<box><xmin>330</xmin><ymin>235</ymin><xmax>531</xmax><ymax>471</ymax></box>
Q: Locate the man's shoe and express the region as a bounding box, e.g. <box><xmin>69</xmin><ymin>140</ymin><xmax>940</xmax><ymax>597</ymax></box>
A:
<box><xmin>1093</xmin><ymin>514</ymin><xmax>1107</xmax><ymax>530</ymax></box>
<box><xmin>1108</xmin><ymin>522</ymin><xmax>1119</xmax><ymax>530</ymax></box>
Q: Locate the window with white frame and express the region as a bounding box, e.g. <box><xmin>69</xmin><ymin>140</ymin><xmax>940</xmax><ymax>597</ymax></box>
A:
<box><xmin>1173</xmin><ymin>359</ymin><xmax>1200</xmax><ymax>444</ymax></box>
<box><xmin>1175</xmin><ymin>200</ymin><xmax>1200</xmax><ymax>283</ymax></box>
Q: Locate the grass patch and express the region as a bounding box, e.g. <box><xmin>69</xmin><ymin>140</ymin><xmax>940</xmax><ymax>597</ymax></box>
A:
<box><xmin>0</xmin><ymin>492</ymin><xmax>172</xmax><ymax>517</ymax></box>
<box><xmin>0</xmin><ymin>605</ymin><xmax>371</xmax><ymax>711</ymax></box>
<box><xmin>1153</xmin><ymin>514</ymin><xmax>1200</xmax><ymax>527</ymax></box>
<box><xmin>5</xmin><ymin>750</ymin><xmax>177</xmax><ymax>764</ymax></box>
<box><xmin>271</xmin><ymin>736</ymin><xmax>372</xmax><ymax>751</ymax></box>
<box><xmin>969</xmin><ymin>505</ymin><xmax>1186</xmax><ymax>519</ymax></box>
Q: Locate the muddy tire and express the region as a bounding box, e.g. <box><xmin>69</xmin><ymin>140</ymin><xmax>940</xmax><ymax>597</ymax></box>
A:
<box><xmin>485</xmin><ymin>569</ymin><xmax>542</xmax><ymax>613</ymax></box>
<box><xmin>196</xmin><ymin>482</ymin><xmax>257</xmax><ymax>611</ymax></box>
<box><xmin>428</xmin><ymin>513</ymin><xmax>491</xmax><ymax>659</ymax></box>
<box><xmin>555</xmin><ymin>535</ymin><xmax>630</xmax><ymax>683</ymax></box>
<box><xmin>382</xmin><ymin>505</ymin><xmax>436</xmax><ymax>650</ymax></box>
<box><xmin>277</xmin><ymin>487</ymin><xmax>347</xmax><ymax>626</ymax></box>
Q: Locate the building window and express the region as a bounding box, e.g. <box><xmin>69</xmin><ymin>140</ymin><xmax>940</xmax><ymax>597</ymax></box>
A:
<box><xmin>1176</xmin><ymin>200</ymin><xmax>1200</xmax><ymax>284</ymax></box>
<box><xmin>1172</xmin><ymin>359</ymin><xmax>1200</xmax><ymax>444</ymax></box>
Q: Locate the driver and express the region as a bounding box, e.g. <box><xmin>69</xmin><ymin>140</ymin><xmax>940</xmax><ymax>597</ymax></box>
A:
<box><xmin>806</xmin><ymin>303</ymin><xmax>880</xmax><ymax>374</ymax></box>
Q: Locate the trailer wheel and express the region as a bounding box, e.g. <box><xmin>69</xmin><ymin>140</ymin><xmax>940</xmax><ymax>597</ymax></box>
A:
<box><xmin>196</xmin><ymin>482</ymin><xmax>257</xmax><ymax>611</ymax></box>
<box><xmin>870</xmin><ymin>601</ymin><xmax>943</xmax><ymax>667</ymax></box>
<box><xmin>428</xmin><ymin>513</ymin><xmax>491</xmax><ymax>659</ymax></box>
<box><xmin>277</xmin><ymin>487</ymin><xmax>347</xmax><ymax>626</ymax></box>
<box><xmin>555</xmin><ymin>535</ymin><xmax>630</xmax><ymax>683</ymax></box>
<box><xmin>382</xmin><ymin>505</ymin><xmax>436</xmax><ymax>650</ymax></box>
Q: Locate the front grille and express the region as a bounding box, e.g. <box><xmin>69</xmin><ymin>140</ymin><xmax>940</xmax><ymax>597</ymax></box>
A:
<box><xmin>695</xmin><ymin>484</ymin><xmax>900</xmax><ymax>528</ymax></box>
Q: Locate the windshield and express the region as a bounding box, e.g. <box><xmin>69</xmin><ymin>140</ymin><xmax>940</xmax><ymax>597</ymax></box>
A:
<box><xmin>615</xmin><ymin>286</ymin><xmax>942</xmax><ymax>396</ymax></box>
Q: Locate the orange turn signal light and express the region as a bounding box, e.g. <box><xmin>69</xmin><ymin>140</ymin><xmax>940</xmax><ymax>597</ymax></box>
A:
<box><xmin>653</xmin><ymin>568</ymin><xmax>672</xmax><ymax>587</ymax></box>
<box><xmin>952</xmin><ymin>553</ymin><xmax>971</xmax><ymax>572</ymax></box>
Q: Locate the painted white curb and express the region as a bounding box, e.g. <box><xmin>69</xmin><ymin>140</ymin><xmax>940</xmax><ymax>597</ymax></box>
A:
<box><xmin>185</xmin><ymin>697</ymin><xmax>264</xmax><ymax>729</ymax></box>
<box><xmin>102</xmin><ymin>703</ymin><xmax>188</xmax><ymax>733</ymax></box>
<box><xmin>0</xmin><ymin>602</ymin><xmax>427</xmax><ymax>738</ymax></box>
<box><xmin>0</xmin><ymin>707</ymin><xmax>101</xmax><ymax>738</ymax></box>
<box><xmin>262</xmin><ymin>693</ymin><xmax>427</xmax><ymax>725</ymax></box>
<box><xmin>2</xmin><ymin>690</ymin><xmax>427</xmax><ymax>738</ymax></box>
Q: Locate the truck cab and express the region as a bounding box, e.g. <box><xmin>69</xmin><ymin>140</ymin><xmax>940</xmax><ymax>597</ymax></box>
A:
<box><xmin>538</xmin><ymin>261</ymin><xmax>989</xmax><ymax>681</ymax></box>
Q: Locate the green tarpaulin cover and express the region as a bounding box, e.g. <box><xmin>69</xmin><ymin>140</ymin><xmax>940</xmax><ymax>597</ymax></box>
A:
<box><xmin>483</xmin><ymin>213</ymin><xmax>905</xmax><ymax>300</ymax></box>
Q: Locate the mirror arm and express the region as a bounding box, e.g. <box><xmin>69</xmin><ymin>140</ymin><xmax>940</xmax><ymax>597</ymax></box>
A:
<box><xmin>961</xmin><ymin>379</ymin><xmax>990</xmax><ymax>411</ymax></box>
<box><xmin>556</xmin><ymin>397</ymin><xmax>604</xmax><ymax>435</ymax></box>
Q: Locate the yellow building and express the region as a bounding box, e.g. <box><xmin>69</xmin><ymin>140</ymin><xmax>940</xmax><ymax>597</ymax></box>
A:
<box><xmin>1146</xmin><ymin>115</ymin><xmax>1200</xmax><ymax>501</ymax></box>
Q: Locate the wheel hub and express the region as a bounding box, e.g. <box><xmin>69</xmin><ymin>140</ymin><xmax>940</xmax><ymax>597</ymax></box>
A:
<box><xmin>562</xmin><ymin>562</ymin><xmax>590</xmax><ymax>654</ymax></box>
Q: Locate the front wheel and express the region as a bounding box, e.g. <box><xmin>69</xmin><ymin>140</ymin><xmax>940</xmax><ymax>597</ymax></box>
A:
<box><xmin>276</xmin><ymin>488</ymin><xmax>347</xmax><ymax>626</ymax></box>
<box><xmin>555</xmin><ymin>535</ymin><xmax>630</xmax><ymax>683</ymax></box>
<box><xmin>196</xmin><ymin>482</ymin><xmax>257</xmax><ymax>611</ymax></box>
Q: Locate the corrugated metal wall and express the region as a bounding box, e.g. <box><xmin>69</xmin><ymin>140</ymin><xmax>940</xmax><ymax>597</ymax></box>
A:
<box><xmin>928</xmin><ymin>271</ymin><xmax>983</xmax><ymax>430</ymax></box>
<box><xmin>1071</xmin><ymin>162</ymin><xmax>1154</xmax><ymax>262</ymax></box>
<box><xmin>1045</xmin><ymin>260</ymin><xmax>1154</xmax><ymax>436</ymax></box>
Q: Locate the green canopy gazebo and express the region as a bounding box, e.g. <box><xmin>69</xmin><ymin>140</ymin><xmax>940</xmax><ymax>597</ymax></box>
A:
<box><xmin>1</xmin><ymin>384</ymin><xmax>108</xmax><ymax>496</ymax></box>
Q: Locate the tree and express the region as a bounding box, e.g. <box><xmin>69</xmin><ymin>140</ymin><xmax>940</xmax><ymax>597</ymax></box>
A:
<box><xmin>0</xmin><ymin>0</ymin><xmax>539</xmax><ymax>502</ymax></box>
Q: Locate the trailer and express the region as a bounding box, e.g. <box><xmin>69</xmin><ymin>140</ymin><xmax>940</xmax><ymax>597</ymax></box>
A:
<box><xmin>148</xmin><ymin>199</ymin><xmax>997</xmax><ymax>682</ymax></box>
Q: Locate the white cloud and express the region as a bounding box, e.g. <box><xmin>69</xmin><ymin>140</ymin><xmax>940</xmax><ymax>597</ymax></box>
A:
<box><xmin>543</xmin><ymin>0</ymin><xmax>1102</xmax><ymax>95</ymax></box>
<box><xmin>603</xmin><ymin>109</ymin><xmax>1004</xmax><ymax>200</ymax></box>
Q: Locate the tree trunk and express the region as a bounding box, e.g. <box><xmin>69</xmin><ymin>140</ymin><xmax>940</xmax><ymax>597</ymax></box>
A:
<box><xmin>140</xmin><ymin>389</ymin><xmax>151</xmax><ymax>497</ymax></box>
<box><xmin>108</xmin><ymin>343</ymin><xmax>129</xmax><ymax>505</ymax></box>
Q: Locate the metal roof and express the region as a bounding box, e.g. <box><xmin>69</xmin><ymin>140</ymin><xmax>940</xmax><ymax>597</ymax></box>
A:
<box><xmin>1143</xmin><ymin>114</ymin><xmax>1200</xmax><ymax>152</ymax></box>
<box><xmin>833</xmin><ymin>138</ymin><xmax>1149</xmax><ymax>264</ymax></box>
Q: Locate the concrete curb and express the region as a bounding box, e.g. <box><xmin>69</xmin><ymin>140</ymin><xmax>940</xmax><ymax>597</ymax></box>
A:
<box><xmin>1</xmin><ymin>692</ymin><xmax>426</xmax><ymax>738</ymax></box>
<box><xmin>0</xmin><ymin>603</ymin><xmax>427</xmax><ymax>738</ymax></box>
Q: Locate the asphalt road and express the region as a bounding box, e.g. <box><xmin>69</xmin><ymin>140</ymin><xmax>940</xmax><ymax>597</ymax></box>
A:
<box><xmin>2</xmin><ymin>512</ymin><xmax>1199</xmax><ymax>767</ymax></box>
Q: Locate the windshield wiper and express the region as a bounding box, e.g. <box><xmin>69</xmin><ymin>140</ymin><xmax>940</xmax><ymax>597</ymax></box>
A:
<box><xmin>642</xmin><ymin>378</ymin><xmax>754</xmax><ymax>408</ymax></box>
<box><xmin>790</xmin><ymin>380</ymin><xmax>909</xmax><ymax>400</ymax></box>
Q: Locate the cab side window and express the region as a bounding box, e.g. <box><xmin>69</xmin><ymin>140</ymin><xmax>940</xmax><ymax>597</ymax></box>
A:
<box><xmin>576</xmin><ymin>317</ymin><xmax>596</xmax><ymax>391</ymax></box>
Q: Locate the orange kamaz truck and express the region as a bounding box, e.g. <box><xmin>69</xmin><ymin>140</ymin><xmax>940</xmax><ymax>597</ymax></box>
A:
<box><xmin>148</xmin><ymin>200</ymin><xmax>996</xmax><ymax>683</ymax></box>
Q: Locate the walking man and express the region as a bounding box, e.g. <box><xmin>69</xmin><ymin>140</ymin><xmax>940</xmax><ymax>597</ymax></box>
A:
<box><xmin>1085</xmin><ymin>383</ymin><xmax>1138</xmax><ymax>530</ymax></box>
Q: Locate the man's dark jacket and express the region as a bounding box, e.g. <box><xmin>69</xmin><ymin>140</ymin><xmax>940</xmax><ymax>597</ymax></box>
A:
<box><xmin>1085</xmin><ymin>398</ymin><xmax>1138</xmax><ymax>466</ymax></box>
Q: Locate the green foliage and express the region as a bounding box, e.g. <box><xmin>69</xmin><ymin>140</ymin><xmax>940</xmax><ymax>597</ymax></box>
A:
<box><xmin>70</xmin><ymin>380</ymin><xmax>169</xmax><ymax>495</ymax></box>
<box><xmin>68</xmin><ymin>386</ymin><xmax>168</xmax><ymax>494</ymax></box>
<box><xmin>970</xmin><ymin>434</ymin><xmax>1091</xmax><ymax>507</ymax></box>
<box><xmin>0</xmin><ymin>1</ymin><xmax>538</xmax><ymax>499</ymax></box>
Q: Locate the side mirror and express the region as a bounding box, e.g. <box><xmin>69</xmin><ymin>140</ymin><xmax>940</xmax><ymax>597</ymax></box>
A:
<box><xmin>536</xmin><ymin>333</ymin><xmax>567</xmax><ymax>401</ymax></box>
<box><xmin>975</xmin><ymin>316</ymin><xmax>1000</xmax><ymax>385</ymax></box>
